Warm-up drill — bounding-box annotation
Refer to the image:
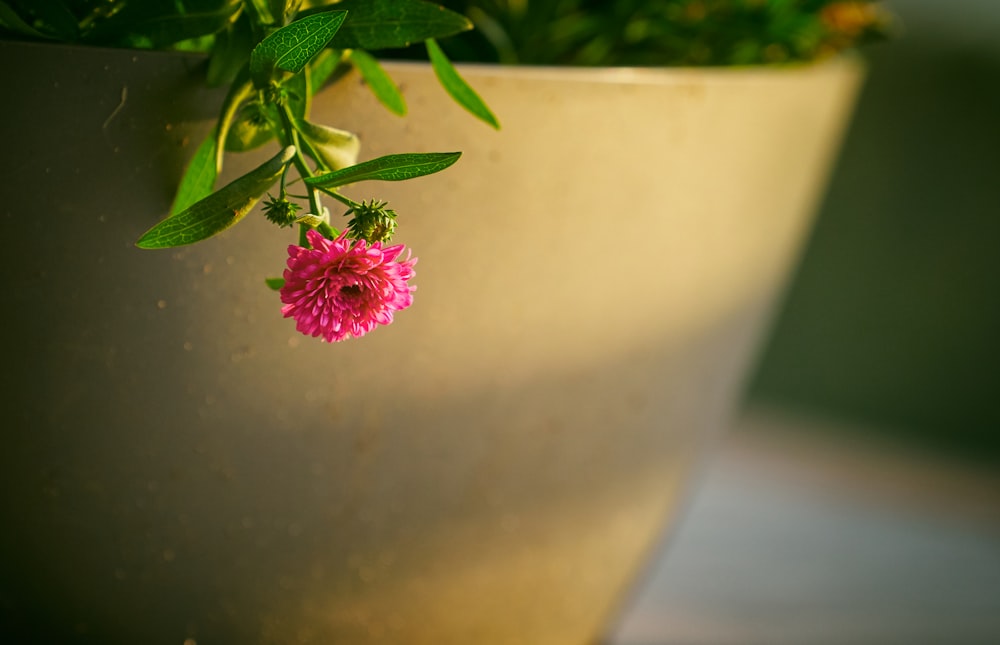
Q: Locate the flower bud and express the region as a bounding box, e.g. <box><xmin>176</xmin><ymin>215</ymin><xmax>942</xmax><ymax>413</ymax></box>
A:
<box><xmin>345</xmin><ymin>200</ymin><xmax>398</xmax><ymax>243</ymax></box>
<box><xmin>261</xmin><ymin>194</ymin><xmax>301</xmax><ymax>228</ymax></box>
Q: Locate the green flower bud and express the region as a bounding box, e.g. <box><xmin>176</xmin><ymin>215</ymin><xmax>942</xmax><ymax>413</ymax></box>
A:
<box><xmin>345</xmin><ymin>200</ymin><xmax>398</xmax><ymax>243</ymax></box>
<box><xmin>261</xmin><ymin>194</ymin><xmax>301</xmax><ymax>228</ymax></box>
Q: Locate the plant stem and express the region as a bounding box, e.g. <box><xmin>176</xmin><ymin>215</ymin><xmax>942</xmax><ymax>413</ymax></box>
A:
<box><xmin>277</xmin><ymin>105</ymin><xmax>323</xmax><ymax>216</ymax></box>
<box><xmin>320</xmin><ymin>188</ymin><xmax>361</xmax><ymax>210</ymax></box>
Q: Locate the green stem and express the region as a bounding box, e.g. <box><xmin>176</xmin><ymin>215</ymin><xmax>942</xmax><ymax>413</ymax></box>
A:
<box><xmin>319</xmin><ymin>188</ymin><xmax>361</xmax><ymax>210</ymax></box>
<box><xmin>279</xmin><ymin>108</ymin><xmax>328</xmax><ymax>173</ymax></box>
<box><xmin>278</xmin><ymin>162</ymin><xmax>291</xmax><ymax>198</ymax></box>
<box><xmin>276</xmin><ymin>101</ymin><xmax>340</xmax><ymax>244</ymax></box>
<box><xmin>278</xmin><ymin>106</ymin><xmax>322</xmax><ymax>214</ymax></box>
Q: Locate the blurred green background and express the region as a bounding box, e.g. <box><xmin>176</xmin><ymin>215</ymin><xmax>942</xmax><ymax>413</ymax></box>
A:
<box><xmin>747</xmin><ymin>0</ymin><xmax>1000</xmax><ymax>461</ymax></box>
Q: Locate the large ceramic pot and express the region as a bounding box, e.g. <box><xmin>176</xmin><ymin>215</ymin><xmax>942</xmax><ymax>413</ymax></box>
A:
<box><xmin>0</xmin><ymin>41</ymin><xmax>862</xmax><ymax>644</ymax></box>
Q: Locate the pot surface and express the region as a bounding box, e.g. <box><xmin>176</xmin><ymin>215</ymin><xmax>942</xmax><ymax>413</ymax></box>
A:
<box><xmin>0</xmin><ymin>42</ymin><xmax>861</xmax><ymax>644</ymax></box>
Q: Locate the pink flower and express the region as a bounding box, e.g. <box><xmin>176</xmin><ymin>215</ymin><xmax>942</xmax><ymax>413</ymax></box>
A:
<box><xmin>280</xmin><ymin>229</ymin><xmax>416</xmax><ymax>342</ymax></box>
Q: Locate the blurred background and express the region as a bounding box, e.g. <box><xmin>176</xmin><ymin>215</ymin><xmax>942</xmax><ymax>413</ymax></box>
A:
<box><xmin>748</xmin><ymin>0</ymin><xmax>1000</xmax><ymax>463</ymax></box>
<box><xmin>611</xmin><ymin>1</ymin><xmax>1000</xmax><ymax>642</ymax></box>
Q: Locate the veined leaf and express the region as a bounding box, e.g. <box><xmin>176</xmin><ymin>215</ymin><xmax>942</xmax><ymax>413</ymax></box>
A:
<box><xmin>426</xmin><ymin>38</ymin><xmax>499</xmax><ymax>130</ymax></box>
<box><xmin>170</xmin><ymin>133</ymin><xmax>218</xmax><ymax>215</ymax></box>
<box><xmin>349</xmin><ymin>49</ymin><xmax>406</xmax><ymax>116</ymax></box>
<box><xmin>327</xmin><ymin>0</ymin><xmax>471</xmax><ymax>50</ymax></box>
<box><xmin>305</xmin><ymin>152</ymin><xmax>461</xmax><ymax>189</ymax></box>
<box><xmin>249</xmin><ymin>10</ymin><xmax>347</xmax><ymax>88</ymax></box>
<box><xmin>137</xmin><ymin>146</ymin><xmax>295</xmax><ymax>249</ymax></box>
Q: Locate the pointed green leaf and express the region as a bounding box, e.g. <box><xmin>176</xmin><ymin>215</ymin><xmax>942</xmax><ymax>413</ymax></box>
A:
<box><xmin>137</xmin><ymin>146</ymin><xmax>295</xmax><ymax>249</ymax></box>
<box><xmin>305</xmin><ymin>152</ymin><xmax>461</xmax><ymax>189</ymax></box>
<box><xmin>326</xmin><ymin>0</ymin><xmax>471</xmax><ymax>50</ymax></box>
<box><xmin>426</xmin><ymin>38</ymin><xmax>499</xmax><ymax>130</ymax></box>
<box><xmin>308</xmin><ymin>48</ymin><xmax>344</xmax><ymax>96</ymax></box>
<box><xmin>249</xmin><ymin>10</ymin><xmax>347</xmax><ymax>88</ymax></box>
<box><xmin>170</xmin><ymin>133</ymin><xmax>218</xmax><ymax>216</ymax></box>
<box><xmin>215</xmin><ymin>72</ymin><xmax>255</xmax><ymax>172</ymax></box>
<box><xmin>349</xmin><ymin>49</ymin><xmax>406</xmax><ymax>116</ymax></box>
<box><xmin>207</xmin><ymin>11</ymin><xmax>255</xmax><ymax>87</ymax></box>
<box><xmin>265</xmin><ymin>277</ymin><xmax>286</xmax><ymax>290</ymax></box>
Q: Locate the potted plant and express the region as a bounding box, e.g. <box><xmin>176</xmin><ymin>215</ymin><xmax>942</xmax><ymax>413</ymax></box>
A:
<box><xmin>0</xmin><ymin>1</ymin><xmax>888</xmax><ymax>643</ymax></box>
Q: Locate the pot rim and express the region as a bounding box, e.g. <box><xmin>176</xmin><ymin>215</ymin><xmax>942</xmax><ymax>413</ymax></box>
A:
<box><xmin>381</xmin><ymin>53</ymin><xmax>863</xmax><ymax>86</ymax></box>
<box><xmin>1</xmin><ymin>38</ymin><xmax>862</xmax><ymax>86</ymax></box>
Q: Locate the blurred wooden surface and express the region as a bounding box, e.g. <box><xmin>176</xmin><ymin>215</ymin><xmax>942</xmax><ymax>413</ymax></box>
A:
<box><xmin>608</xmin><ymin>407</ymin><xmax>1000</xmax><ymax>645</ymax></box>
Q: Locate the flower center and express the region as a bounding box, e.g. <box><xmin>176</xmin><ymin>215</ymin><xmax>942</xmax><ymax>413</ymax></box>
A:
<box><xmin>339</xmin><ymin>284</ymin><xmax>363</xmax><ymax>298</ymax></box>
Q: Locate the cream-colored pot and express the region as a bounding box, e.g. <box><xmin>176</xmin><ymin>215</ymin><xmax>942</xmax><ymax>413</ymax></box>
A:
<box><xmin>0</xmin><ymin>41</ymin><xmax>861</xmax><ymax>644</ymax></box>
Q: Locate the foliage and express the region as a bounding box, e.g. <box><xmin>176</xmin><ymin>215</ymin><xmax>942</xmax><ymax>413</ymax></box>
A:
<box><xmin>0</xmin><ymin>0</ymin><xmax>502</xmax><ymax>342</ymax></box>
<box><xmin>1</xmin><ymin>4</ymin><xmax>493</xmax><ymax>247</ymax></box>
<box><xmin>414</xmin><ymin>0</ymin><xmax>893</xmax><ymax>66</ymax></box>
<box><xmin>0</xmin><ymin>0</ymin><xmax>890</xmax><ymax>342</ymax></box>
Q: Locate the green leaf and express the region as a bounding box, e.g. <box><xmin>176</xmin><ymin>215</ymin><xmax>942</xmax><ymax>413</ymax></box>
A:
<box><xmin>85</xmin><ymin>1</ymin><xmax>241</xmax><ymax>48</ymax></box>
<box><xmin>223</xmin><ymin>68</ymin><xmax>309</xmax><ymax>153</ymax></box>
<box><xmin>305</xmin><ymin>152</ymin><xmax>461</xmax><ymax>189</ymax></box>
<box><xmin>265</xmin><ymin>277</ymin><xmax>286</xmax><ymax>290</ymax></box>
<box><xmin>249</xmin><ymin>10</ymin><xmax>347</xmax><ymax>88</ymax></box>
<box><xmin>215</xmin><ymin>72</ymin><xmax>255</xmax><ymax>172</ymax></box>
<box><xmin>170</xmin><ymin>133</ymin><xmax>218</xmax><ymax>216</ymax></box>
<box><xmin>308</xmin><ymin>48</ymin><xmax>344</xmax><ymax>96</ymax></box>
<box><xmin>426</xmin><ymin>38</ymin><xmax>499</xmax><ymax>130</ymax></box>
<box><xmin>284</xmin><ymin>67</ymin><xmax>310</xmax><ymax>120</ymax></box>
<box><xmin>294</xmin><ymin>213</ymin><xmax>327</xmax><ymax>228</ymax></box>
<box><xmin>225</xmin><ymin>101</ymin><xmax>279</xmax><ymax>152</ymax></box>
<box><xmin>207</xmin><ymin>11</ymin><xmax>255</xmax><ymax>87</ymax></box>
<box><xmin>295</xmin><ymin>119</ymin><xmax>360</xmax><ymax>171</ymax></box>
<box><xmin>348</xmin><ymin>49</ymin><xmax>406</xmax><ymax>116</ymax></box>
<box><xmin>326</xmin><ymin>0</ymin><xmax>471</xmax><ymax>50</ymax></box>
<box><xmin>137</xmin><ymin>146</ymin><xmax>295</xmax><ymax>249</ymax></box>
